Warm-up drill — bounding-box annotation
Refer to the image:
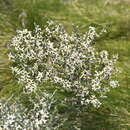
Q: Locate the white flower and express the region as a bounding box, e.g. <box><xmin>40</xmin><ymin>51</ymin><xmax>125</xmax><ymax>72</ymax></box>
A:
<box><xmin>100</xmin><ymin>50</ymin><xmax>108</xmax><ymax>59</ymax></box>
<box><xmin>109</xmin><ymin>80</ymin><xmax>119</xmax><ymax>88</ymax></box>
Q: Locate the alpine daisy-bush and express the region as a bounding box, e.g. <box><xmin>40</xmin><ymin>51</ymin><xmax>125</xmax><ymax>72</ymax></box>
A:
<box><xmin>8</xmin><ymin>21</ymin><xmax>119</xmax><ymax>107</ymax></box>
<box><xmin>0</xmin><ymin>91</ymin><xmax>62</xmax><ymax>130</ymax></box>
<box><xmin>0</xmin><ymin>21</ymin><xmax>120</xmax><ymax>129</ymax></box>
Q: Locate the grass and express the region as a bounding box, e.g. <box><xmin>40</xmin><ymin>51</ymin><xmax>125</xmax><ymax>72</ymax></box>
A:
<box><xmin>0</xmin><ymin>0</ymin><xmax>130</xmax><ymax>129</ymax></box>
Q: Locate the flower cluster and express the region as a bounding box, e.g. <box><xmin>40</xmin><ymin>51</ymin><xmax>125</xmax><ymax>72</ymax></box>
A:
<box><xmin>8</xmin><ymin>21</ymin><xmax>119</xmax><ymax>107</ymax></box>
<box><xmin>0</xmin><ymin>91</ymin><xmax>59</xmax><ymax>130</ymax></box>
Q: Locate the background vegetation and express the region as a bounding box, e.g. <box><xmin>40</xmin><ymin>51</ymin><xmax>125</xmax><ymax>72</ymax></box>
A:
<box><xmin>0</xmin><ymin>0</ymin><xmax>130</xmax><ymax>129</ymax></box>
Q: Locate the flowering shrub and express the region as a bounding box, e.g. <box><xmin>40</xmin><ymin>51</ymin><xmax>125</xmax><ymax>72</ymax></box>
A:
<box><xmin>0</xmin><ymin>91</ymin><xmax>64</xmax><ymax>130</ymax></box>
<box><xmin>8</xmin><ymin>21</ymin><xmax>119</xmax><ymax>108</ymax></box>
<box><xmin>0</xmin><ymin>21</ymin><xmax>120</xmax><ymax>130</ymax></box>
